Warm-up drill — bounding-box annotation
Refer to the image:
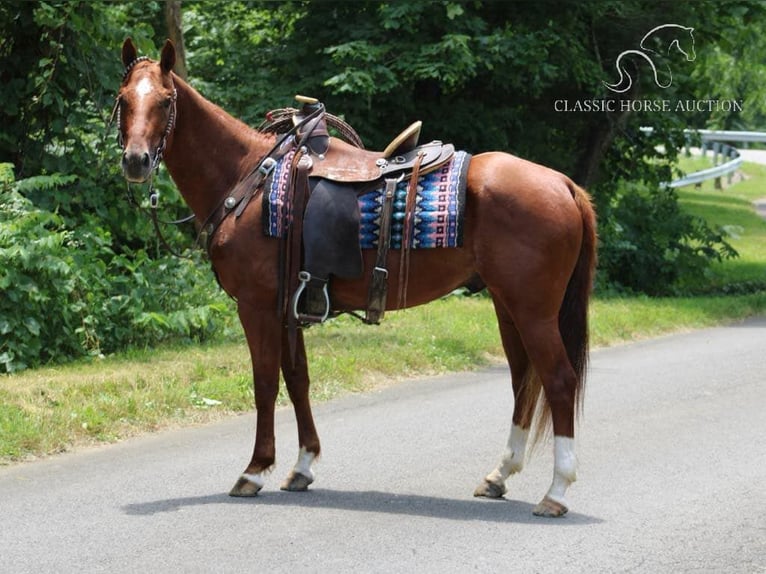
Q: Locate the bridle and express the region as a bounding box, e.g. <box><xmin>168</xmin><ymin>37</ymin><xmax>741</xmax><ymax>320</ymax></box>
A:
<box><xmin>110</xmin><ymin>56</ymin><xmax>178</xmax><ymax>173</ymax></box>
<box><xmin>109</xmin><ymin>57</ymin><xmax>191</xmax><ymax>258</ymax></box>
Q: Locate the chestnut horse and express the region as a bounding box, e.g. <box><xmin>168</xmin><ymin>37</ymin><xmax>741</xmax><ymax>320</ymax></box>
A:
<box><xmin>116</xmin><ymin>39</ymin><xmax>596</xmax><ymax>517</ymax></box>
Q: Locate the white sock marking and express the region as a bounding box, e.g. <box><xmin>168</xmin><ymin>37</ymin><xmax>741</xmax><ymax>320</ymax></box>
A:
<box><xmin>241</xmin><ymin>472</ymin><xmax>265</xmax><ymax>489</ymax></box>
<box><xmin>486</xmin><ymin>424</ymin><xmax>529</xmax><ymax>485</ymax></box>
<box><xmin>545</xmin><ymin>435</ymin><xmax>577</xmax><ymax>506</ymax></box>
<box><xmin>293</xmin><ymin>446</ymin><xmax>316</xmax><ymax>480</ymax></box>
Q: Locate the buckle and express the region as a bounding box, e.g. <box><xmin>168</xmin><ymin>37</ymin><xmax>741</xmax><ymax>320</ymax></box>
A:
<box><xmin>258</xmin><ymin>157</ymin><xmax>277</xmax><ymax>176</ymax></box>
<box><xmin>149</xmin><ymin>191</ymin><xmax>159</xmax><ymax>209</ymax></box>
<box><xmin>372</xmin><ymin>266</ymin><xmax>389</xmax><ymax>279</ymax></box>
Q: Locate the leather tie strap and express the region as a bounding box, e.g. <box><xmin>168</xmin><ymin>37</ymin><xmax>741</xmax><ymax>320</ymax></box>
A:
<box><xmin>397</xmin><ymin>151</ymin><xmax>424</xmax><ymax>310</ymax></box>
<box><xmin>365</xmin><ymin>176</ymin><xmax>401</xmax><ymax>324</ymax></box>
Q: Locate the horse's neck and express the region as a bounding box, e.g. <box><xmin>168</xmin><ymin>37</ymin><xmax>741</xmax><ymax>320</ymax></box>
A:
<box><xmin>163</xmin><ymin>75</ymin><xmax>273</xmax><ymax>219</ymax></box>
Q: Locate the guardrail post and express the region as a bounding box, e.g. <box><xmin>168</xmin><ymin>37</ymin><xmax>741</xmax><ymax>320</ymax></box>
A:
<box><xmin>713</xmin><ymin>143</ymin><xmax>723</xmax><ymax>189</ymax></box>
<box><xmin>727</xmin><ymin>148</ymin><xmax>737</xmax><ymax>185</ymax></box>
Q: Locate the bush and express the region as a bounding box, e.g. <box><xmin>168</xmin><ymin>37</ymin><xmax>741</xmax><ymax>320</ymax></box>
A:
<box><xmin>0</xmin><ymin>164</ymin><xmax>233</xmax><ymax>373</ymax></box>
<box><xmin>596</xmin><ymin>180</ymin><xmax>737</xmax><ymax>295</ymax></box>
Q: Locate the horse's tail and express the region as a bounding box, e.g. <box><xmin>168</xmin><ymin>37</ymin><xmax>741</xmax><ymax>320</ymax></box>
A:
<box><xmin>559</xmin><ymin>183</ymin><xmax>597</xmax><ymax>414</ymax></box>
<box><xmin>526</xmin><ymin>183</ymin><xmax>597</xmax><ymax>444</ymax></box>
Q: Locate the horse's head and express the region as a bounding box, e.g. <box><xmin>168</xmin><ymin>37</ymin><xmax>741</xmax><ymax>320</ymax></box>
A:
<box><xmin>116</xmin><ymin>38</ymin><xmax>177</xmax><ymax>183</ymax></box>
<box><xmin>641</xmin><ymin>24</ymin><xmax>696</xmax><ymax>63</ymax></box>
<box><xmin>674</xmin><ymin>26</ymin><xmax>696</xmax><ymax>62</ymax></box>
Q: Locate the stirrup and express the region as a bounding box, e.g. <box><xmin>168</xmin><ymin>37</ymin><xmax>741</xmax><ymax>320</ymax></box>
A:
<box><xmin>292</xmin><ymin>271</ymin><xmax>330</xmax><ymax>324</ymax></box>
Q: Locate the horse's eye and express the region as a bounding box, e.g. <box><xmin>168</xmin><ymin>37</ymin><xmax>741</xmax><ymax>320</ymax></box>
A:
<box><xmin>161</xmin><ymin>98</ymin><xmax>172</xmax><ymax>109</ymax></box>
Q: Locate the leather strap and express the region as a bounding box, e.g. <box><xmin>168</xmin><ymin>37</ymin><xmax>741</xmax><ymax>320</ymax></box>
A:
<box><xmin>285</xmin><ymin>150</ymin><xmax>312</xmax><ymax>363</ymax></box>
<box><xmin>397</xmin><ymin>152</ymin><xmax>424</xmax><ymax>309</ymax></box>
<box><xmin>365</xmin><ymin>176</ymin><xmax>400</xmax><ymax>324</ymax></box>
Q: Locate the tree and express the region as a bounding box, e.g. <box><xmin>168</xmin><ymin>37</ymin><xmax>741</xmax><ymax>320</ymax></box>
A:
<box><xmin>0</xmin><ymin>1</ymin><xmax>229</xmax><ymax>372</ymax></box>
<box><xmin>184</xmin><ymin>0</ymin><xmax>752</xmax><ymax>293</ymax></box>
<box><xmin>165</xmin><ymin>0</ymin><xmax>188</xmax><ymax>80</ymax></box>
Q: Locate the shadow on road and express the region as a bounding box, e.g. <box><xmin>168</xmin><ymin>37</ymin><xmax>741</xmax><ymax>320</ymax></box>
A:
<box><xmin>122</xmin><ymin>488</ymin><xmax>603</xmax><ymax>525</ymax></box>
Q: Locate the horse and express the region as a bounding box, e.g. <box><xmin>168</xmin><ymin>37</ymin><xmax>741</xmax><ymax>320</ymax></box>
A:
<box><xmin>603</xmin><ymin>24</ymin><xmax>696</xmax><ymax>94</ymax></box>
<box><xmin>115</xmin><ymin>38</ymin><xmax>596</xmax><ymax>518</ymax></box>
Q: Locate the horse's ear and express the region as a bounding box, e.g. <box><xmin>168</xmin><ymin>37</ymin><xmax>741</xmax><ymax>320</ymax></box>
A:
<box><xmin>122</xmin><ymin>38</ymin><xmax>138</xmax><ymax>67</ymax></box>
<box><xmin>160</xmin><ymin>39</ymin><xmax>176</xmax><ymax>75</ymax></box>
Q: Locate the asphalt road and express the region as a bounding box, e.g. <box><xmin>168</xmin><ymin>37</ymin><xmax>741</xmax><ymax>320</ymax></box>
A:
<box><xmin>1</xmin><ymin>318</ymin><xmax>765</xmax><ymax>573</ymax></box>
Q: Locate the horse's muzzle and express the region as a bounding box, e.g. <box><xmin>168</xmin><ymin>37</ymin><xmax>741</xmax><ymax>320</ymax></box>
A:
<box><xmin>122</xmin><ymin>147</ymin><xmax>152</xmax><ymax>183</ymax></box>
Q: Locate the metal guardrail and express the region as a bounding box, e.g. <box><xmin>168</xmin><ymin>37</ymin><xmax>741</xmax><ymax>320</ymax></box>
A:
<box><xmin>669</xmin><ymin>140</ymin><xmax>742</xmax><ymax>188</ymax></box>
<box><xmin>640</xmin><ymin>128</ymin><xmax>766</xmax><ymax>188</ymax></box>
<box><xmin>694</xmin><ymin>130</ymin><xmax>766</xmax><ymax>143</ymax></box>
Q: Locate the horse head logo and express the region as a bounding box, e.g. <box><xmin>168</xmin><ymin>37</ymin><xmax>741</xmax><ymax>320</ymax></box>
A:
<box><xmin>603</xmin><ymin>24</ymin><xmax>695</xmax><ymax>94</ymax></box>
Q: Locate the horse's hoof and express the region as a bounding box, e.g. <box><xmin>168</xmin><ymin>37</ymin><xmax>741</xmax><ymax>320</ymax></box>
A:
<box><xmin>229</xmin><ymin>474</ymin><xmax>263</xmax><ymax>497</ymax></box>
<box><xmin>532</xmin><ymin>496</ymin><xmax>569</xmax><ymax>517</ymax></box>
<box><xmin>473</xmin><ymin>479</ymin><xmax>507</xmax><ymax>499</ymax></box>
<box><xmin>280</xmin><ymin>471</ymin><xmax>314</xmax><ymax>492</ymax></box>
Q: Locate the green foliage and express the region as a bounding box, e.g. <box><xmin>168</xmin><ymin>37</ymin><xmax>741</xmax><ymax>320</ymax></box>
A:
<box><xmin>1</xmin><ymin>1</ymin><xmax>764</xmax><ymax>372</ymax></box>
<box><xmin>597</xmin><ymin>181</ymin><xmax>737</xmax><ymax>295</ymax></box>
<box><xmin>0</xmin><ymin>2</ymin><xmax>233</xmax><ymax>372</ymax></box>
<box><xmin>0</xmin><ymin>171</ymin><xmax>80</xmax><ymax>371</ymax></box>
<box><xmin>689</xmin><ymin>7</ymin><xmax>766</xmax><ymax>130</ymax></box>
<box><xmin>0</xmin><ymin>164</ymin><xmax>233</xmax><ymax>373</ymax></box>
<box><xmin>592</xmin><ymin>120</ymin><xmax>738</xmax><ymax>295</ymax></box>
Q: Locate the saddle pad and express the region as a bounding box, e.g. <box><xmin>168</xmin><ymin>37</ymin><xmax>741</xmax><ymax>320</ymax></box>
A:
<box><xmin>262</xmin><ymin>150</ymin><xmax>471</xmax><ymax>249</ymax></box>
<box><xmin>263</xmin><ymin>148</ymin><xmax>298</xmax><ymax>239</ymax></box>
<box><xmin>359</xmin><ymin>151</ymin><xmax>470</xmax><ymax>249</ymax></box>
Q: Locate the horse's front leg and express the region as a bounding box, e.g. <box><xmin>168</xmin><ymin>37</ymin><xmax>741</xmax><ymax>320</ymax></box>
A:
<box><xmin>280</xmin><ymin>327</ymin><xmax>321</xmax><ymax>492</ymax></box>
<box><xmin>229</xmin><ymin>300</ymin><xmax>282</xmax><ymax>497</ymax></box>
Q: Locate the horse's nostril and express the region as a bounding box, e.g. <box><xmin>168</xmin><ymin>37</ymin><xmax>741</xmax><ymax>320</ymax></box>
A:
<box><xmin>141</xmin><ymin>152</ymin><xmax>150</xmax><ymax>167</ymax></box>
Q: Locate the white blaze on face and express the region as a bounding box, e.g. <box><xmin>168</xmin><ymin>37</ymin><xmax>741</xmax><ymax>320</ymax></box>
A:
<box><xmin>134</xmin><ymin>77</ymin><xmax>154</xmax><ymax>99</ymax></box>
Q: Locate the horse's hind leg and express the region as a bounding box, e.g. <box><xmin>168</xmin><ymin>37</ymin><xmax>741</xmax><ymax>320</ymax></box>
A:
<box><xmin>280</xmin><ymin>327</ymin><xmax>321</xmax><ymax>492</ymax></box>
<box><xmin>516</xmin><ymin>315</ymin><xmax>580</xmax><ymax>517</ymax></box>
<box><xmin>474</xmin><ymin>299</ymin><xmax>532</xmax><ymax>499</ymax></box>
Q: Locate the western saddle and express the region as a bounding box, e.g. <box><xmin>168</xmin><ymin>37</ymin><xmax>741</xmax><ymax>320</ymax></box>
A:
<box><xmin>208</xmin><ymin>96</ymin><xmax>455</xmax><ymax>334</ymax></box>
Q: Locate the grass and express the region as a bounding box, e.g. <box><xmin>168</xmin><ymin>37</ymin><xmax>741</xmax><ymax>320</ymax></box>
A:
<box><xmin>676</xmin><ymin>160</ymin><xmax>766</xmax><ymax>289</ymax></box>
<box><xmin>2</xmin><ymin>162</ymin><xmax>765</xmax><ymax>464</ymax></box>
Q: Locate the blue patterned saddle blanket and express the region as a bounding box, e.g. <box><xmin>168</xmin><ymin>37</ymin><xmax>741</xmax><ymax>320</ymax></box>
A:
<box><xmin>263</xmin><ymin>150</ymin><xmax>470</xmax><ymax>249</ymax></box>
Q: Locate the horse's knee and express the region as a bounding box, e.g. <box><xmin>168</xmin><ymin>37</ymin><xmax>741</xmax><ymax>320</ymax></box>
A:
<box><xmin>252</xmin><ymin>376</ymin><xmax>279</xmax><ymax>408</ymax></box>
